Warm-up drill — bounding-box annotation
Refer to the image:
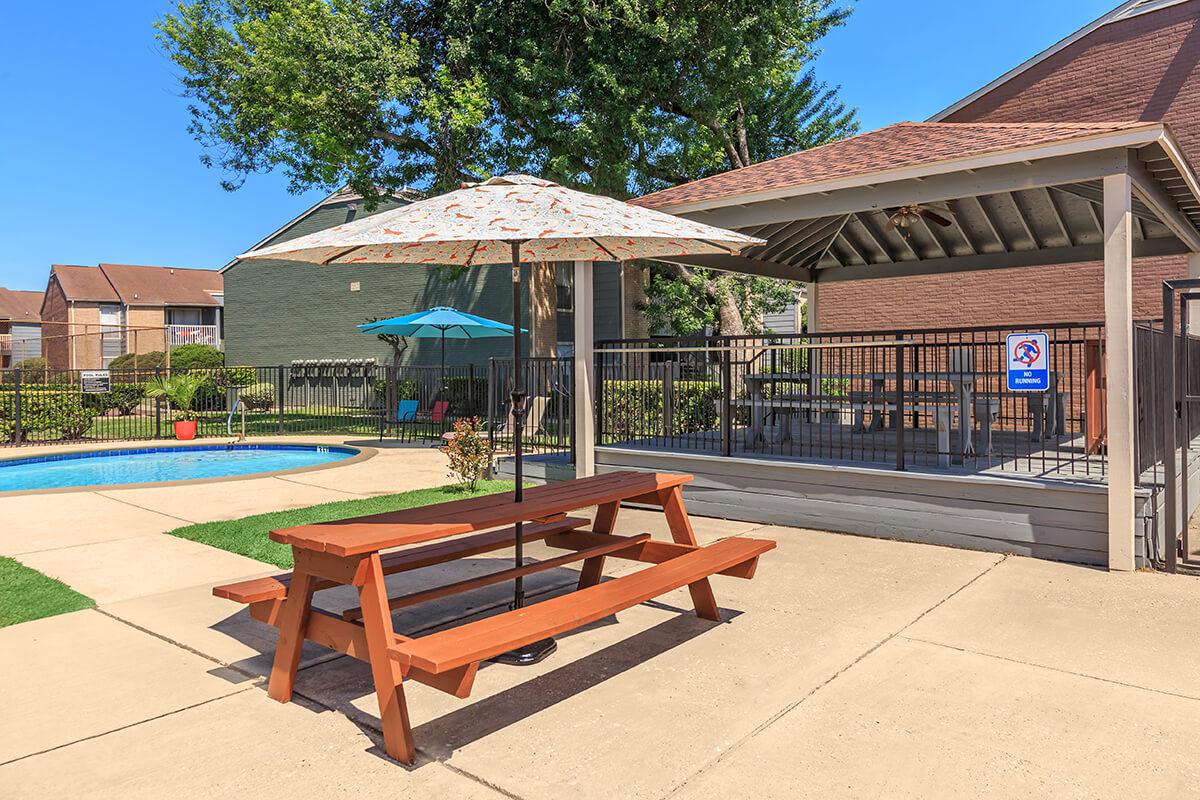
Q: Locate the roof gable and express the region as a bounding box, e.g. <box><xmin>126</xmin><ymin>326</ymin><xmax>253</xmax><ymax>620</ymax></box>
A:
<box><xmin>930</xmin><ymin>0</ymin><xmax>1195</xmax><ymax>122</ymax></box>
<box><xmin>0</xmin><ymin>289</ymin><xmax>43</xmax><ymax>322</ymax></box>
<box><xmin>633</xmin><ymin>121</ymin><xmax>1158</xmax><ymax>211</ymax></box>
<box><xmin>98</xmin><ymin>264</ymin><xmax>222</xmax><ymax>306</ymax></box>
<box><xmin>49</xmin><ymin>263</ymin><xmax>120</xmax><ymax>302</ymax></box>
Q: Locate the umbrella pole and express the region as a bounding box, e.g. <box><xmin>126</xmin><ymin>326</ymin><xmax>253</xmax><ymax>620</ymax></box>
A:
<box><xmin>492</xmin><ymin>240</ymin><xmax>556</xmax><ymax>666</ymax></box>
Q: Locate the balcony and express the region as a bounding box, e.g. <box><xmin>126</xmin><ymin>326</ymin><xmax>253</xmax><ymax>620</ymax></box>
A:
<box><xmin>167</xmin><ymin>324</ymin><xmax>223</xmax><ymax>350</ymax></box>
<box><xmin>0</xmin><ymin>334</ymin><xmax>10</xmax><ymax>353</ymax></box>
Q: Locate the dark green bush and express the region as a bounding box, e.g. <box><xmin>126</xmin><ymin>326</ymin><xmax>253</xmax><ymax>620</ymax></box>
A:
<box><xmin>440</xmin><ymin>376</ymin><xmax>487</xmax><ymax>414</ymax></box>
<box><xmin>601</xmin><ymin>379</ymin><xmax>720</xmax><ymax>438</ymax></box>
<box><xmin>374</xmin><ymin>378</ymin><xmax>419</xmax><ymax>406</ymax></box>
<box><xmin>0</xmin><ymin>388</ymin><xmax>96</xmax><ymax>442</ymax></box>
<box><xmin>214</xmin><ymin>366</ymin><xmax>257</xmax><ymax>388</ymax></box>
<box><xmin>108</xmin><ymin>351</ymin><xmax>166</xmax><ymax>370</ymax></box>
<box><xmin>240</xmin><ymin>382</ymin><xmax>275</xmax><ymax>411</ymax></box>
<box><xmin>170</xmin><ymin>344</ymin><xmax>224</xmax><ymax>370</ymax></box>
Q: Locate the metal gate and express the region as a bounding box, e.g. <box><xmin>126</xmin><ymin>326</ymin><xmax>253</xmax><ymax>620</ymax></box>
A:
<box><xmin>1159</xmin><ymin>278</ymin><xmax>1200</xmax><ymax>573</ymax></box>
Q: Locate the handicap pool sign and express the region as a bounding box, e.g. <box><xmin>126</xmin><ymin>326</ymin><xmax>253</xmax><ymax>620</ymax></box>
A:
<box><xmin>1006</xmin><ymin>332</ymin><xmax>1049</xmax><ymax>391</ymax></box>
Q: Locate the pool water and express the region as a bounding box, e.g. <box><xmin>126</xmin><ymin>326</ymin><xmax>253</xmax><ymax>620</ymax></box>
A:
<box><xmin>0</xmin><ymin>444</ymin><xmax>358</xmax><ymax>492</ymax></box>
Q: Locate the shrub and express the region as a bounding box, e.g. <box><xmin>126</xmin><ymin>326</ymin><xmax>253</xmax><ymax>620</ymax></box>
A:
<box><xmin>12</xmin><ymin>356</ymin><xmax>48</xmax><ymax>373</ymax></box>
<box><xmin>144</xmin><ymin>373</ymin><xmax>206</xmax><ymax>421</ymax></box>
<box><xmin>169</xmin><ymin>344</ymin><xmax>224</xmax><ymax>370</ymax></box>
<box><xmin>214</xmin><ymin>366</ymin><xmax>257</xmax><ymax>389</ymax></box>
<box><xmin>443</xmin><ymin>417</ymin><xmax>492</xmax><ymax>491</ymax></box>
<box><xmin>3</xmin><ymin>357</ymin><xmax>52</xmax><ymax>385</ymax></box>
<box><xmin>108</xmin><ymin>351</ymin><xmax>166</xmax><ymax>371</ymax></box>
<box><xmin>440</xmin><ymin>376</ymin><xmax>487</xmax><ymax>415</ymax></box>
<box><xmin>0</xmin><ymin>388</ymin><xmax>96</xmax><ymax>442</ymax></box>
<box><xmin>601</xmin><ymin>379</ymin><xmax>720</xmax><ymax>438</ymax></box>
<box><xmin>107</xmin><ymin>383</ymin><xmax>146</xmax><ymax>415</ymax></box>
<box><xmin>373</xmin><ymin>378</ymin><xmax>419</xmax><ymax>406</ymax></box>
<box><xmin>240</xmin><ymin>382</ymin><xmax>275</xmax><ymax>412</ymax></box>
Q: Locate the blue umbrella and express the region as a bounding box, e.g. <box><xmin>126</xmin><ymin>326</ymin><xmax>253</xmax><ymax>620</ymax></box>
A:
<box><xmin>359</xmin><ymin>306</ymin><xmax>525</xmax><ymax>401</ymax></box>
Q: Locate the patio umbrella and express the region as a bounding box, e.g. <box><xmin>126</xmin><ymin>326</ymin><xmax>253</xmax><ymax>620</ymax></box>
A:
<box><xmin>358</xmin><ymin>306</ymin><xmax>522</xmax><ymax>401</ymax></box>
<box><xmin>238</xmin><ymin>174</ymin><xmax>764</xmax><ymax>664</ymax></box>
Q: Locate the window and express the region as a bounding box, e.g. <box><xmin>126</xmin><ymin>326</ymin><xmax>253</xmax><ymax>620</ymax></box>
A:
<box><xmin>99</xmin><ymin>304</ymin><xmax>125</xmax><ymax>367</ymax></box>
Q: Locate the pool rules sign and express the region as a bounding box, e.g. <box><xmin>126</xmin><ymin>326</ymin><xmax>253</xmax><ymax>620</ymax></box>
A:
<box><xmin>1006</xmin><ymin>333</ymin><xmax>1049</xmax><ymax>392</ymax></box>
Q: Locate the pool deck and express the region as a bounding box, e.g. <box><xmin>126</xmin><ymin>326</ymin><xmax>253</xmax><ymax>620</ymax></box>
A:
<box><xmin>2</xmin><ymin>436</ymin><xmax>1200</xmax><ymax>798</ymax></box>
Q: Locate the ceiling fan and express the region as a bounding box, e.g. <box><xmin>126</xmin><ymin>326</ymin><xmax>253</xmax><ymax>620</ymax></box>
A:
<box><xmin>885</xmin><ymin>203</ymin><xmax>955</xmax><ymax>232</ymax></box>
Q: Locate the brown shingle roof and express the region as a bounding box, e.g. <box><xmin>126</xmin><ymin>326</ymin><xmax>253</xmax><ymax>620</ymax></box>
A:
<box><xmin>0</xmin><ymin>289</ymin><xmax>43</xmax><ymax>322</ymax></box>
<box><xmin>98</xmin><ymin>264</ymin><xmax>222</xmax><ymax>306</ymax></box>
<box><xmin>50</xmin><ymin>264</ymin><xmax>120</xmax><ymax>302</ymax></box>
<box><xmin>632</xmin><ymin>121</ymin><xmax>1159</xmax><ymax>210</ymax></box>
<box><xmin>49</xmin><ymin>263</ymin><xmax>222</xmax><ymax>306</ymax></box>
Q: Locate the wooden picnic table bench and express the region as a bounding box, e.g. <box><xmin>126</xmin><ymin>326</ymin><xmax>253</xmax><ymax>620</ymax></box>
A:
<box><xmin>212</xmin><ymin>470</ymin><xmax>775</xmax><ymax>764</ymax></box>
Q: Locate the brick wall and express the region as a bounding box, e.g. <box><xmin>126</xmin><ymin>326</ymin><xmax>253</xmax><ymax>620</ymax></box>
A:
<box><xmin>40</xmin><ymin>280</ymin><xmax>70</xmax><ymax>369</ymax></box>
<box><xmin>820</xmin><ymin>0</ymin><xmax>1200</xmax><ymax>331</ymax></box>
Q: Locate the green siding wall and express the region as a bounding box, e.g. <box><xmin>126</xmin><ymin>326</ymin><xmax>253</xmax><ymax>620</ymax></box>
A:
<box><xmin>225</xmin><ymin>196</ymin><xmax>623</xmax><ymax>366</ymax></box>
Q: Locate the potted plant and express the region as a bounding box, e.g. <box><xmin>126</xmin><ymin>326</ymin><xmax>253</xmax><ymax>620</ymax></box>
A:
<box><xmin>144</xmin><ymin>373</ymin><xmax>206</xmax><ymax>440</ymax></box>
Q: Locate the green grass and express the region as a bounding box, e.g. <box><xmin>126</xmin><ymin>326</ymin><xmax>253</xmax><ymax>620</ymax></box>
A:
<box><xmin>168</xmin><ymin>480</ymin><xmax>516</xmax><ymax>569</ymax></box>
<box><xmin>0</xmin><ymin>557</ymin><xmax>95</xmax><ymax>627</ymax></box>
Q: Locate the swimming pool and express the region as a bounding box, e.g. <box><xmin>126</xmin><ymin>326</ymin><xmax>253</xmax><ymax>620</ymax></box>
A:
<box><xmin>0</xmin><ymin>444</ymin><xmax>360</xmax><ymax>492</ymax></box>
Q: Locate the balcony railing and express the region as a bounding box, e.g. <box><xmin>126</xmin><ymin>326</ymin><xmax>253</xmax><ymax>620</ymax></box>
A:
<box><xmin>167</xmin><ymin>324</ymin><xmax>222</xmax><ymax>349</ymax></box>
<box><xmin>0</xmin><ymin>334</ymin><xmax>10</xmax><ymax>352</ymax></box>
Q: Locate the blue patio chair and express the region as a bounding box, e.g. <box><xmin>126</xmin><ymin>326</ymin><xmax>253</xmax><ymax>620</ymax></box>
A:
<box><xmin>380</xmin><ymin>399</ymin><xmax>422</xmax><ymax>441</ymax></box>
<box><xmin>396</xmin><ymin>399</ymin><xmax>419</xmax><ymax>422</ymax></box>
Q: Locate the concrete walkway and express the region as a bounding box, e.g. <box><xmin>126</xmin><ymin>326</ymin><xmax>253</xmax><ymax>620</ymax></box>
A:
<box><xmin>2</xmin><ymin>437</ymin><xmax>1200</xmax><ymax>798</ymax></box>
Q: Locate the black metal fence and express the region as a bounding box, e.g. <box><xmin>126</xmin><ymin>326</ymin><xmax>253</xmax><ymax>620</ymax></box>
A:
<box><xmin>0</xmin><ymin>360</ymin><xmax>572</xmax><ymax>455</ymax></box>
<box><xmin>596</xmin><ymin>322</ymin><xmax>1109</xmax><ymax>477</ymax></box>
<box><xmin>1132</xmin><ymin>322</ymin><xmax>1200</xmax><ymax>477</ymax></box>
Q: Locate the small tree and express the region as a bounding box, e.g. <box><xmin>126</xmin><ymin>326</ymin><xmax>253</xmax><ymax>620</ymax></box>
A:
<box><xmin>443</xmin><ymin>417</ymin><xmax>491</xmax><ymax>492</ymax></box>
<box><xmin>144</xmin><ymin>373</ymin><xmax>206</xmax><ymax>421</ymax></box>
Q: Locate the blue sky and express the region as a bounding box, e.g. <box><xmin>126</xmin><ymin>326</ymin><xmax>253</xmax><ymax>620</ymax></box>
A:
<box><xmin>0</xmin><ymin>0</ymin><xmax>1118</xmax><ymax>291</ymax></box>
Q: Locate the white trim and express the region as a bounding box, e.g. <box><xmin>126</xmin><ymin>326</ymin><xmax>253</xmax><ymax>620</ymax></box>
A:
<box><xmin>650</xmin><ymin>125</ymin><xmax>1166</xmax><ymax>215</ymax></box>
<box><xmin>930</xmin><ymin>0</ymin><xmax>1193</xmax><ymax>122</ymax></box>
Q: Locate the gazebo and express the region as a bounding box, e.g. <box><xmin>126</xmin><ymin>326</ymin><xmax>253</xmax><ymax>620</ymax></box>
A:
<box><xmin>593</xmin><ymin>120</ymin><xmax>1200</xmax><ymax>572</ymax></box>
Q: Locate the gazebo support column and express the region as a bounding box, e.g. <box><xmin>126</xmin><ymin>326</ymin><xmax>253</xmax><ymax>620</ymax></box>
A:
<box><xmin>1104</xmin><ymin>172</ymin><xmax>1136</xmax><ymax>571</ymax></box>
<box><xmin>574</xmin><ymin>260</ymin><xmax>596</xmax><ymax>477</ymax></box>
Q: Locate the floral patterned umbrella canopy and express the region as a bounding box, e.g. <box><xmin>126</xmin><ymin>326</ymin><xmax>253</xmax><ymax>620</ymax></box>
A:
<box><xmin>235</xmin><ymin>174</ymin><xmax>762</xmax><ymax>666</ymax></box>
<box><xmin>238</xmin><ymin>174</ymin><xmax>764</xmax><ymax>265</ymax></box>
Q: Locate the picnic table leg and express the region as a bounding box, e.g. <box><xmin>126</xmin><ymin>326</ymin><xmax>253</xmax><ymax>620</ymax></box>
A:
<box><xmin>266</xmin><ymin>564</ymin><xmax>317</xmax><ymax>704</ymax></box>
<box><xmin>578</xmin><ymin>500</ymin><xmax>620</xmax><ymax>589</ymax></box>
<box><xmin>659</xmin><ymin>486</ymin><xmax>721</xmax><ymax>621</ymax></box>
<box><xmin>357</xmin><ymin>552</ymin><xmax>417</xmax><ymax>764</ymax></box>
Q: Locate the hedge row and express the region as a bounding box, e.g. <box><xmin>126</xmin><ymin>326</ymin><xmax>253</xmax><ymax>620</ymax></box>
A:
<box><xmin>601</xmin><ymin>379</ymin><xmax>720</xmax><ymax>438</ymax></box>
<box><xmin>0</xmin><ymin>388</ymin><xmax>95</xmax><ymax>443</ymax></box>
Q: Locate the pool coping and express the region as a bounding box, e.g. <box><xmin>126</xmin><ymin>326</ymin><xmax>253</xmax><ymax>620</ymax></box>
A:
<box><xmin>0</xmin><ymin>440</ymin><xmax>377</xmax><ymax>497</ymax></box>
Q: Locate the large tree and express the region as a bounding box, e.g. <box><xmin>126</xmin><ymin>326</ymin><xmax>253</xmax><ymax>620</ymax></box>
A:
<box><xmin>157</xmin><ymin>0</ymin><xmax>857</xmax><ymax>334</ymax></box>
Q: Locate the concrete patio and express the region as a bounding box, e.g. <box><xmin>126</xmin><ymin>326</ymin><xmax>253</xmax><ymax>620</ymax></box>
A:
<box><xmin>2</xmin><ymin>437</ymin><xmax>1199</xmax><ymax>798</ymax></box>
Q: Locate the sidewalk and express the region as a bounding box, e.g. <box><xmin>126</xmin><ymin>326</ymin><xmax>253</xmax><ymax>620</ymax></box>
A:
<box><xmin>2</xmin><ymin>439</ymin><xmax>1199</xmax><ymax>798</ymax></box>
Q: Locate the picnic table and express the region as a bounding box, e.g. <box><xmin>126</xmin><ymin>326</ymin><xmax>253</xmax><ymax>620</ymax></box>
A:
<box><xmin>213</xmin><ymin>471</ymin><xmax>775</xmax><ymax>764</ymax></box>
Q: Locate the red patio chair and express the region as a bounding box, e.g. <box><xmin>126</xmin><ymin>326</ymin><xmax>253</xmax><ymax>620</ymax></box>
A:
<box><xmin>431</xmin><ymin>400</ymin><xmax>450</xmax><ymax>424</ymax></box>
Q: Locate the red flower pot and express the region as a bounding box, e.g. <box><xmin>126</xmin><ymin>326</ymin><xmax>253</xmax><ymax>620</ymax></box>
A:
<box><xmin>173</xmin><ymin>420</ymin><xmax>198</xmax><ymax>440</ymax></box>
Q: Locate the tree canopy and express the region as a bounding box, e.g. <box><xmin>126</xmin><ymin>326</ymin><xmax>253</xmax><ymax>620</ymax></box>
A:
<box><xmin>158</xmin><ymin>0</ymin><xmax>859</xmax><ymax>334</ymax></box>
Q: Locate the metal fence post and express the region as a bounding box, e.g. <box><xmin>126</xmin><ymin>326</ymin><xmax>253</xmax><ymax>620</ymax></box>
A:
<box><xmin>720</xmin><ymin>351</ymin><xmax>732</xmax><ymax>457</ymax></box>
<box><xmin>895</xmin><ymin>343</ymin><xmax>906</xmax><ymax>471</ymax></box>
<box><xmin>154</xmin><ymin>367</ymin><xmax>162</xmax><ymax>439</ymax></box>
<box><xmin>487</xmin><ymin>358</ymin><xmax>497</xmax><ymax>453</ymax></box>
<box><xmin>13</xmin><ymin>369</ymin><xmax>22</xmax><ymax>444</ymax></box>
<box><xmin>277</xmin><ymin>366</ymin><xmax>286</xmax><ymax>435</ymax></box>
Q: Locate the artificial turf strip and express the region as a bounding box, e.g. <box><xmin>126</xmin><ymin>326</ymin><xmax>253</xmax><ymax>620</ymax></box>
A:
<box><xmin>0</xmin><ymin>557</ymin><xmax>95</xmax><ymax>628</ymax></box>
<box><xmin>167</xmin><ymin>480</ymin><xmax>516</xmax><ymax>569</ymax></box>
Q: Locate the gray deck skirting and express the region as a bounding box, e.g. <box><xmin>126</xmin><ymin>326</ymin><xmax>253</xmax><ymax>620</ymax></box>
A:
<box><xmin>499</xmin><ymin>448</ymin><xmax>1164</xmax><ymax>567</ymax></box>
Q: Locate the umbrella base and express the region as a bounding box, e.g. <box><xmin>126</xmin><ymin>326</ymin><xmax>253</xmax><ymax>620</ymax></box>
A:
<box><xmin>489</xmin><ymin>637</ymin><xmax>557</xmax><ymax>666</ymax></box>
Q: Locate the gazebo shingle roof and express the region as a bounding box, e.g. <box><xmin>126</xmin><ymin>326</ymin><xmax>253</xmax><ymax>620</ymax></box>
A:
<box><xmin>631</xmin><ymin>121</ymin><xmax>1158</xmax><ymax>210</ymax></box>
